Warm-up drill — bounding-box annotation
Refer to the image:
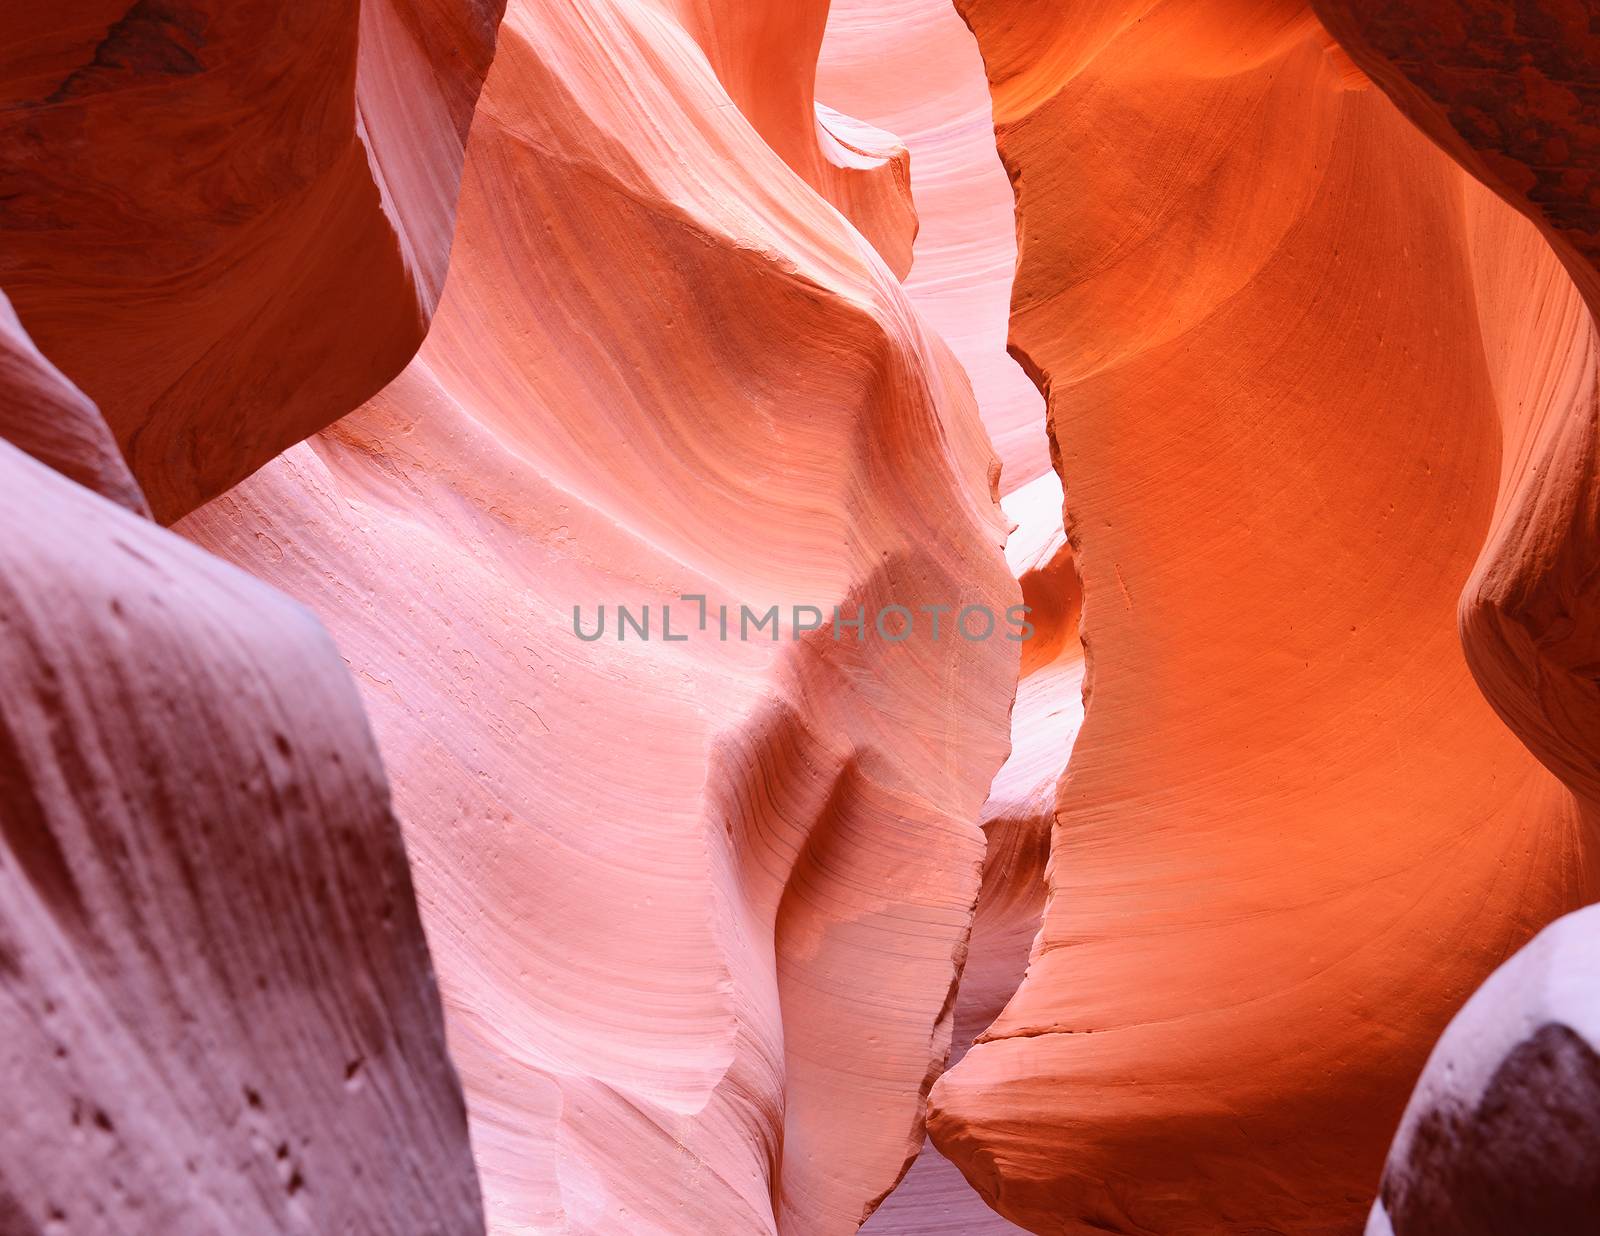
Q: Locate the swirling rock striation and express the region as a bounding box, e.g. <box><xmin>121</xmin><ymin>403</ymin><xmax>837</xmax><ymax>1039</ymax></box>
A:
<box><xmin>932</xmin><ymin>2</ymin><xmax>1600</xmax><ymax>1232</ymax></box>
<box><xmin>0</xmin><ymin>0</ymin><xmax>505</xmax><ymax>520</ymax></box>
<box><xmin>1312</xmin><ymin>0</ymin><xmax>1600</xmax><ymax>874</ymax></box>
<box><xmin>182</xmin><ymin>1</ymin><xmax>1019</xmax><ymax>1232</ymax></box>
<box><xmin>816</xmin><ymin>5</ymin><xmax>1068</xmax><ymax>1229</ymax></box>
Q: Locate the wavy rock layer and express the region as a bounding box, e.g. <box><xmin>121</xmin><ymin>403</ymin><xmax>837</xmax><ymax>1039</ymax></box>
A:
<box><xmin>817</xmin><ymin>0</ymin><xmax>1047</xmax><ymax>495</ymax></box>
<box><xmin>1312</xmin><ymin>0</ymin><xmax>1600</xmax><ymax>864</ymax></box>
<box><xmin>1309</xmin><ymin>6</ymin><xmax>1600</xmax><ymax>1225</ymax></box>
<box><xmin>932</xmin><ymin>2</ymin><xmax>1600</xmax><ymax>1233</ymax></box>
<box><xmin>0</xmin><ymin>323</ymin><xmax>478</xmax><ymax>1232</ymax></box>
<box><xmin>815</xmin><ymin>6</ymin><xmax>1066</xmax><ymax>1229</ymax></box>
<box><xmin>0</xmin><ymin>0</ymin><xmax>503</xmax><ymax>520</ymax></box>
<box><xmin>182</xmin><ymin>1</ymin><xmax>1018</xmax><ymax>1232</ymax></box>
<box><xmin>1368</xmin><ymin>904</ymin><xmax>1600</xmax><ymax>1236</ymax></box>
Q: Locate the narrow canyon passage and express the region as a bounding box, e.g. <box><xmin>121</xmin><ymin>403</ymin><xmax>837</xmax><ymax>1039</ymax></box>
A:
<box><xmin>815</xmin><ymin>2</ymin><xmax>1078</xmax><ymax>1230</ymax></box>
<box><xmin>930</xmin><ymin>3</ymin><xmax>1600</xmax><ymax>1234</ymax></box>
<box><xmin>178</xmin><ymin>3</ymin><xmax>1600</xmax><ymax>1232</ymax></box>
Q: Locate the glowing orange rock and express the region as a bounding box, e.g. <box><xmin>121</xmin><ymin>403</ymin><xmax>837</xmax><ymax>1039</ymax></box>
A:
<box><xmin>930</xmin><ymin>2</ymin><xmax>1600</xmax><ymax>1232</ymax></box>
<box><xmin>182</xmin><ymin>1</ymin><xmax>1018</xmax><ymax>1232</ymax></box>
<box><xmin>1312</xmin><ymin>0</ymin><xmax>1600</xmax><ymax>878</ymax></box>
<box><xmin>0</xmin><ymin>0</ymin><xmax>504</xmax><ymax>520</ymax></box>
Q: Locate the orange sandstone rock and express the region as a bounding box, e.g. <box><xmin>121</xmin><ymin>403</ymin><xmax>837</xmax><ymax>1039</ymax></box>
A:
<box><xmin>0</xmin><ymin>0</ymin><xmax>504</xmax><ymax>520</ymax></box>
<box><xmin>815</xmin><ymin>6</ymin><xmax>1071</xmax><ymax>1230</ymax></box>
<box><xmin>1312</xmin><ymin>0</ymin><xmax>1600</xmax><ymax>867</ymax></box>
<box><xmin>931</xmin><ymin>2</ymin><xmax>1600</xmax><ymax>1233</ymax></box>
<box><xmin>182</xmin><ymin>1</ymin><xmax>1018</xmax><ymax>1232</ymax></box>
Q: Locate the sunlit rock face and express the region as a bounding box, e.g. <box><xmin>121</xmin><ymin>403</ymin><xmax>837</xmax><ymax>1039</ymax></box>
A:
<box><xmin>930</xmin><ymin>1</ymin><xmax>1600</xmax><ymax>1233</ymax></box>
<box><xmin>1305</xmin><ymin>4</ymin><xmax>1600</xmax><ymax>1227</ymax></box>
<box><xmin>818</xmin><ymin>0</ymin><xmax>1049</xmax><ymax>494</ymax></box>
<box><xmin>0</xmin><ymin>0</ymin><xmax>504</xmax><ymax>520</ymax></box>
<box><xmin>1311</xmin><ymin>0</ymin><xmax>1600</xmax><ymax>861</ymax></box>
<box><xmin>816</xmin><ymin>6</ymin><xmax>1073</xmax><ymax>1232</ymax></box>
<box><xmin>6</xmin><ymin>1</ymin><xmax>1599</xmax><ymax>1233</ymax></box>
<box><xmin>1369</xmin><ymin>904</ymin><xmax>1600</xmax><ymax>1236</ymax></box>
<box><xmin>0</xmin><ymin>311</ymin><xmax>480</xmax><ymax>1234</ymax></box>
<box><xmin>181</xmin><ymin>1</ymin><xmax>1018</xmax><ymax>1233</ymax></box>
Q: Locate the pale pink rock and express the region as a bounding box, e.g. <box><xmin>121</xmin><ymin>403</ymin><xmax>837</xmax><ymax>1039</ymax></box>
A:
<box><xmin>182</xmin><ymin>1</ymin><xmax>1020</xmax><ymax>1233</ymax></box>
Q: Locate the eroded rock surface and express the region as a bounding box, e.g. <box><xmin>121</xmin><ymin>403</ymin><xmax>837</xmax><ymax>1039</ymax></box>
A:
<box><xmin>0</xmin><ymin>350</ymin><xmax>479</xmax><ymax>1232</ymax></box>
<box><xmin>816</xmin><ymin>6</ymin><xmax>1071</xmax><ymax>1230</ymax></box>
<box><xmin>931</xmin><ymin>2</ymin><xmax>1600</xmax><ymax>1232</ymax></box>
<box><xmin>182</xmin><ymin>1</ymin><xmax>1019</xmax><ymax>1232</ymax></box>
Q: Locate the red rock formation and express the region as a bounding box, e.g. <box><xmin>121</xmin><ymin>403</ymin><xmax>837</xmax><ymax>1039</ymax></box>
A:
<box><xmin>931</xmin><ymin>2</ymin><xmax>1600</xmax><ymax>1232</ymax></box>
<box><xmin>1312</xmin><ymin>0</ymin><xmax>1600</xmax><ymax>876</ymax></box>
<box><xmin>0</xmin><ymin>0</ymin><xmax>504</xmax><ymax>520</ymax></box>
<box><xmin>816</xmin><ymin>6</ymin><xmax>1073</xmax><ymax>1230</ymax></box>
<box><xmin>0</xmin><ymin>337</ymin><xmax>479</xmax><ymax>1230</ymax></box>
<box><xmin>181</xmin><ymin>1</ymin><xmax>1019</xmax><ymax>1232</ymax></box>
<box><xmin>0</xmin><ymin>288</ymin><xmax>145</xmax><ymax>514</ymax></box>
<box><xmin>818</xmin><ymin>0</ymin><xmax>1048</xmax><ymax>493</ymax></box>
<box><xmin>1307</xmin><ymin>8</ymin><xmax>1600</xmax><ymax>1227</ymax></box>
<box><xmin>1368</xmin><ymin>904</ymin><xmax>1600</xmax><ymax>1236</ymax></box>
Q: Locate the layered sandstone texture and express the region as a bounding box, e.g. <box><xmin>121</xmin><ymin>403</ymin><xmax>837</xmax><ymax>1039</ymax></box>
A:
<box><xmin>818</xmin><ymin>0</ymin><xmax>1049</xmax><ymax>492</ymax></box>
<box><xmin>1310</xmin><ymin>0</ymin><xmax>1600</xmax><ymax>860</ymax></box>
<box><xmin>816</xmin><ymin>5</ymin><xmax>1076</xmax><ymax>1231</ymax></box>
<box><xmin>931</xmin><ymin>2</ymin><xmax>1600</xmax><ymax>1233</ymax></box>
<box><xmin>181</xmin><ymin>1</ymin><xmax>1020</xmax><ymax>1233</ymax></box>
<box><xmin>0</xmin><ymin>314</ymin><xmax>481</xmax><ymax>1232</ymax></box>
<box><xmin>0</xmin><ymin>0</ymin><xmax>505</xmax><ymax>519</ymax></box>
<box><xmin>862</xmin><ymin>472</ymin><xmax>1081</xmax><ymax>1236</ymax></box>
<box><xmin>1369</xmin><ymin>904</ymin><xmax>1600</xmax><ymax>1236</ymax></box>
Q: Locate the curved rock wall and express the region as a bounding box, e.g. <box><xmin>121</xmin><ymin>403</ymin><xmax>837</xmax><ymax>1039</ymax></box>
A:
<box><xmin>0</xmin><ymin>0</ymin><xmax>504</xmax><ymax>519</ymax></box>
<box><xmin>932</xmin><ymin>2</ymin><xmax>1600</xmax><ymax>1232</ymax></box>
<box><xmin>181</xmin><ymin>1</ymin><xmax>1020</xmax><ymax>1232</ymax></box>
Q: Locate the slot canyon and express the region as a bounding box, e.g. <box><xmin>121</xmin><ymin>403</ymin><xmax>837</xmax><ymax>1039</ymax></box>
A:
<box><xmin>0</xmin><ymin>1</ymin><xmax>1596</xmax><ymax>1234</ymax></box>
